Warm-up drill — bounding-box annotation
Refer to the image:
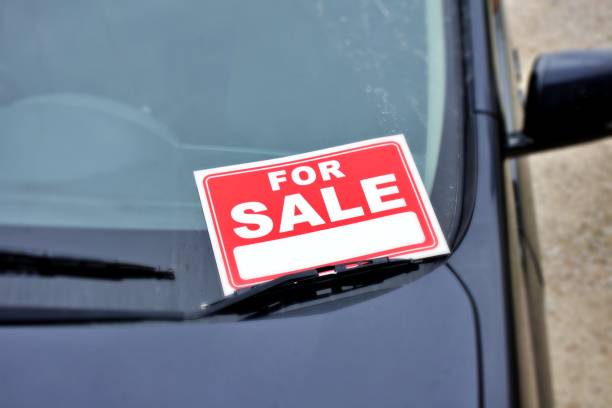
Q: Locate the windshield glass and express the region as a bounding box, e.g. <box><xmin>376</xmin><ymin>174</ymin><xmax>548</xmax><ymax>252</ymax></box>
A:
<box><xmin>0</xmin><ymin>0</ymin><xmax>461</xmax><ymax>316</ymax></box>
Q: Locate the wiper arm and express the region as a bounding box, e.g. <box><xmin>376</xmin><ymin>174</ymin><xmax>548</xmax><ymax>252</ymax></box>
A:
<box><xmin>202</xmin><ymin>257</ymin><xmax>429</xmax><ymax>318</ymax></box>
<box><xmin>0</xmin><ymin>250</ymin><xmax>175</xmax><ymax>281</ymax></box>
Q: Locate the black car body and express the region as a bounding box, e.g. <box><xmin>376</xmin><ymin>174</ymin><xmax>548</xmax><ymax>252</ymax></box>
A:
<box><xmin>2</xmin><ymin>0</ymin><xmax>611</xmax><ymax>407</ymax></box>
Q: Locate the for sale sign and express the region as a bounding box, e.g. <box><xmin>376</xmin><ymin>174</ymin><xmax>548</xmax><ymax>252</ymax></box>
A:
<box><xmin>194</xmin><ymin>135</ymin><xmax>449</xmax><ymax>295</ymax></box>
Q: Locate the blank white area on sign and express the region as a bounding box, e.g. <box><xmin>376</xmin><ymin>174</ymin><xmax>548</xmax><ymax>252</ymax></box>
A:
<box><xmin>233</xmin><ymin>211</ymin><xmax>425</xmax><ymax>280</ymax></box>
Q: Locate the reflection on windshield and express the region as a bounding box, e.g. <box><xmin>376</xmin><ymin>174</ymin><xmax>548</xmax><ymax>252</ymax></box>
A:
<box><xmin>0</xmin><ymin>0</ymin><xmax>444</xmax><ymax>230</ymax></box>
<box><xmin>0</xmin><ymin>0</ymin><xmax>454</xmax><ymax>315</ymax></box>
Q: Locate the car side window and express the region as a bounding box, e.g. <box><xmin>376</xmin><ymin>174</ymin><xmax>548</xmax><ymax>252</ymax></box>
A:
<box><xmin>487</xmin><ymin>0</ymin><xmax>523</xmax><ymax>133</ymax></box>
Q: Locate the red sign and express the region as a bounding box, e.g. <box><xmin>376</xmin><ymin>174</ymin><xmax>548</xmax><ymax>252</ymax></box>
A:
<box><xmin>194</xmin><ymin>135</ymin><xmax>448</xmax><ymax>295</ymax></box>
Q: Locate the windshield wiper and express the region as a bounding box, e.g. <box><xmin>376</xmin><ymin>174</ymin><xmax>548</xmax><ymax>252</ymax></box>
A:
<box><xmin>0</xmin><ymin>250</ymin><xmax>175</xmax><ymax>281</ymax></box>
<box><xmin>0</xmin><ymin>255</ymin><xmax>441</xmax><ymax>323</ymax></box>
<box><xmin>0</xmin><ymin>305</ymin><xmax>187</xmax><ymax>324</ymax></box>
<box><xmin>202</xmin><ymin>257</ymin><xmax>435</xmax><ymax>318</ymax></box>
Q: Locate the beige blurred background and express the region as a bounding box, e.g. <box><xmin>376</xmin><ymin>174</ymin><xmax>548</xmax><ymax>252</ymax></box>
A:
<box><xmin>505</xmin><ymin>0</ymin><xmax>612</xmax><ymax>407</ymax></box>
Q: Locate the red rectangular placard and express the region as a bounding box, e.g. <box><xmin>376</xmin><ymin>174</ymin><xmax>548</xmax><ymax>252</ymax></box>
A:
<box><xmin>194</xmin><ymin>135</ymin><xmax>449</xmax><ymax>295</ymax></box>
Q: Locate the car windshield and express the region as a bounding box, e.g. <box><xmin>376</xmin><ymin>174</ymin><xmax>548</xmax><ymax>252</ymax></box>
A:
<box><xmin>0</xmin><ymin>0</ymin><xmax>461</xmax><ymax>318</ymax></box>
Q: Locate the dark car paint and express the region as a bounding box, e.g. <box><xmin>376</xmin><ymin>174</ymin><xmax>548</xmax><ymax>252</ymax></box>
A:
<box><xmin>2</xmin><ymin>266</ymin><xmax>480</xmax><ymax>408</ymax></box>
<box><xmin>0</xmin><ymin>1</ymin><xmax>555</xmax><ymax>407</ymax></box>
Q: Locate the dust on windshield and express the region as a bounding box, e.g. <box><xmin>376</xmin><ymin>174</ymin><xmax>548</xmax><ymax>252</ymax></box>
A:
<box><xmin>0</xmin><ymin>0</ymin><xmax>454</xmax><ymax>314</ymax></box>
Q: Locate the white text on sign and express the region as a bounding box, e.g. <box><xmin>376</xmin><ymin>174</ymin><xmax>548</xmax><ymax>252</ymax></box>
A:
<box><xmin>231</xmin><ymin>160</ymin><xmax>407</xmax><ymax>239</ymax></box>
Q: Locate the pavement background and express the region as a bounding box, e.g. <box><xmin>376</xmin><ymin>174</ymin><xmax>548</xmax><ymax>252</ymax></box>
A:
<box><xmin>505</xmin><ymin>1</ymin><xmax>612</xmax><ymax>407</ymax></box>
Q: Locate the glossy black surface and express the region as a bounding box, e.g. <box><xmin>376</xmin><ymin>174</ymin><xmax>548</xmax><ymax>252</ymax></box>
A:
<box><xmin>2</xmin><ymin>267</ymin><xmax>478</xmax><ymax>408</ymax></box>
<box><xmin>449</xmin><ymin>114</ymin><xmax>514</xmax><ymax>408</ymax></box>
<box><xmin>521</xmin><ymin>50</ymin><xmax>612</xmax><ymax>152</ymax></box>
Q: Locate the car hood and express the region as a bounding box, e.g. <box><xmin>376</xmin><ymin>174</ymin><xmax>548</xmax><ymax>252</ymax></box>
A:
<box><xmin>0</xmin><ymin>265</ymin><xmax>478</xmax><ymax>408</ymax></box>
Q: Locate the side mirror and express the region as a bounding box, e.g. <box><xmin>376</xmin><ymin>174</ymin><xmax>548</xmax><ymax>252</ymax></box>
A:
<box><xmin>508</xmin><ymin>49</ymin><xmax>612</xmax><ymax>155</ymax></box>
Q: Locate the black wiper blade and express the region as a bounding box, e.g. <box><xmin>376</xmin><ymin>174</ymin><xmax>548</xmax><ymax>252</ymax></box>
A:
<box><xmin>202</xmin><ymin>257</ymin><xmax>423</xmax><ymax>318</ymax></box>
<box><xmin>0</xmin><ymin>250</ymin><xmax>175</xmax><ymax>281</ymax></box>
<box><xmin>0</xmin><ymin>305</ymin><xmax>187</xmax><ymax>324</ymax></box>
